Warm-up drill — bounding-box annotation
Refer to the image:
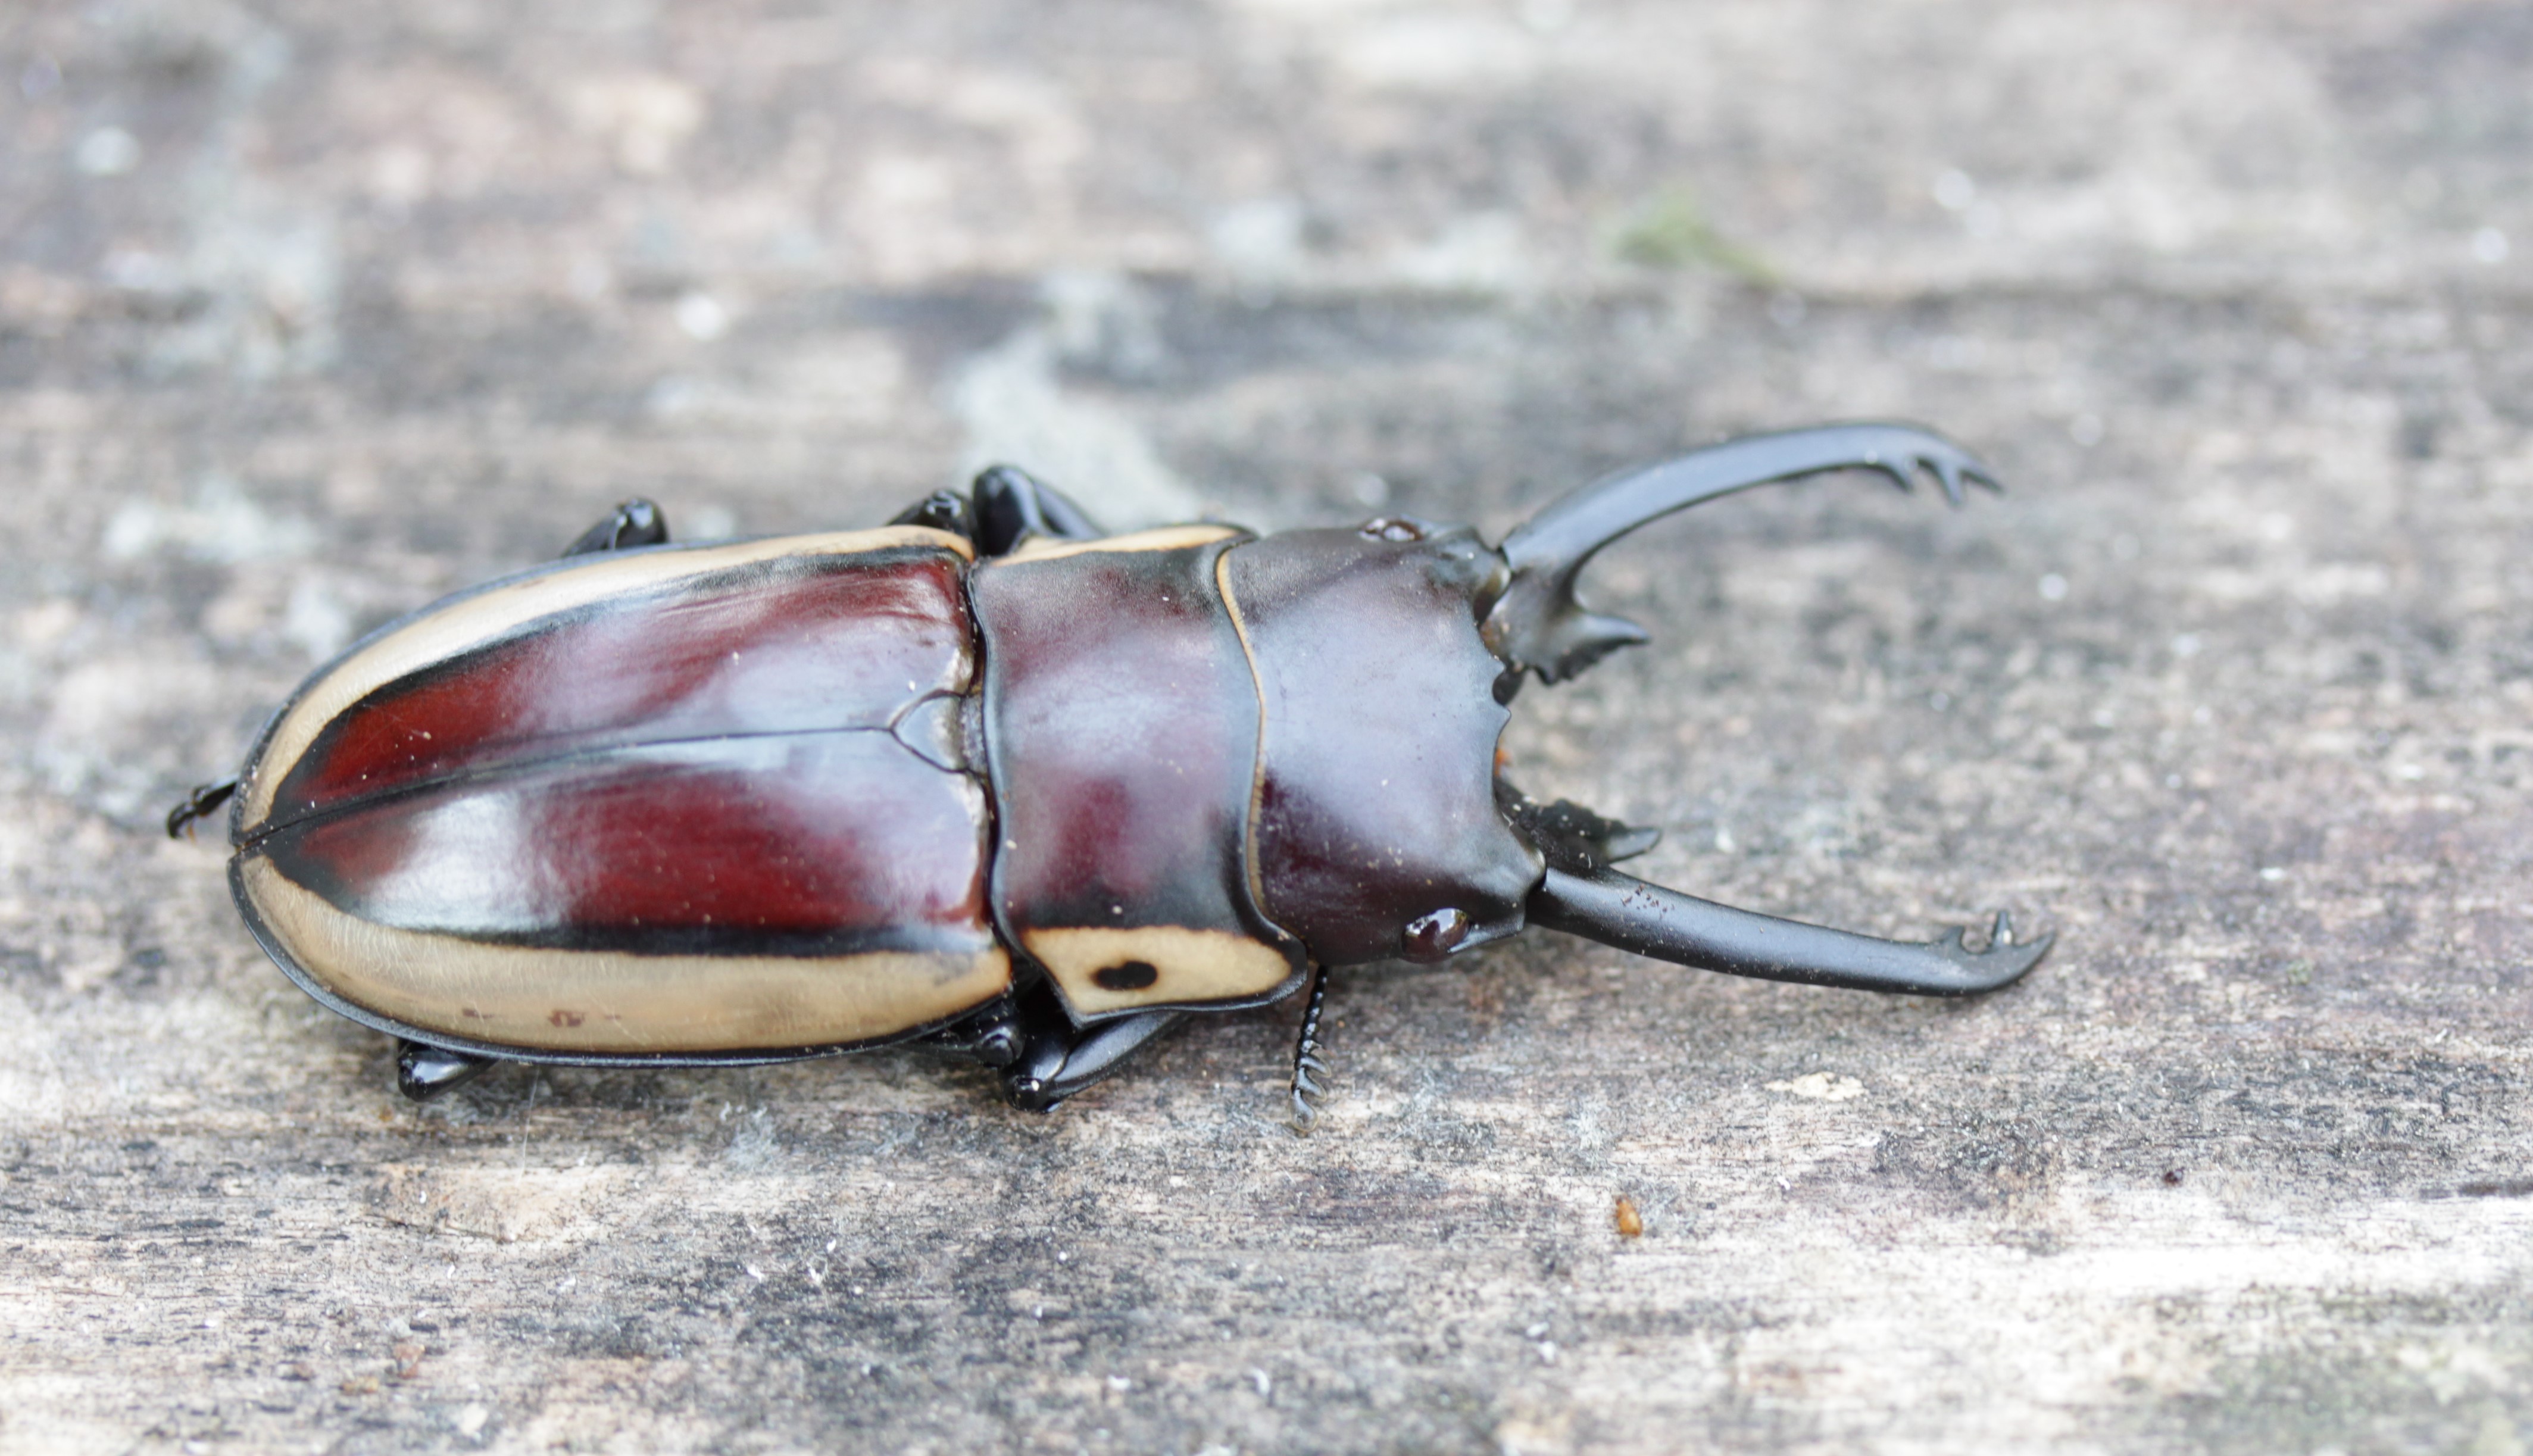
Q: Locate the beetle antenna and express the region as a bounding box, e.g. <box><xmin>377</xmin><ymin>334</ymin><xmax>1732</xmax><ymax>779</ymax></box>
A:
<box><xmin>1483</xmin><ymin>423</ymin><xmax>2000</xmax><ymax>684</ymax></box>
<box><xmin>1288</xmin><ymin>965</ymin><xmax>1332</xmax><ymax>1131</ymax></box>
<box><xmin>1528</xmin><ymin>866</ymin><xmax>2050</xmax><ymax>996</ymax></box>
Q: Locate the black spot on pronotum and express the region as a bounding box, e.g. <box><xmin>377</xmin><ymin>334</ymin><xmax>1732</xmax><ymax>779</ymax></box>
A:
<box><xmin>1094</xmin><ymin>960</ymin><xmax>1160</xmax><ymax>991</ymax></box>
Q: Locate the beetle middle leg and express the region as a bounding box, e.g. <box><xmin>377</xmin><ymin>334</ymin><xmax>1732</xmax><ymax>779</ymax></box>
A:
<box><xmin>560</xmin><ymin>498</ymin><xmax>670</xmax><ymax>557</ymax></box>
<box><xmin>971</xmin><ymin>465</ymin><xmax>1105</xmax><ymax>555</ymax></box>
<box><xmin>995</xmin><ymin>981</ymin><xmax>1180</xmax><ymax>1111</ymax></box>
<box><xmin>888</xmin><ymin>468</ymin><xmax>1101</xmax><ymax>555</ymax></box>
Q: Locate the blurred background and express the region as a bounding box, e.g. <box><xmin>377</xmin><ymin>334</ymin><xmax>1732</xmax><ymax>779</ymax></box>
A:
<box><xmin>2</xmin><ymin>2</ymin><xmax>2529</xmax><ymax>1452</ymax></box>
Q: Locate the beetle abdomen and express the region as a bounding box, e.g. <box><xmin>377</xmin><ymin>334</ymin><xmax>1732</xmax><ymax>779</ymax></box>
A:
<box><xmin>230</xmin><ymin>528</ymin><xmax>1010</xmax><ymax>1055</ymax></box>
<box><xmin>972</xmin><ymin>526</ymin><xmax>1307</xmax><ymax>1018</ymax></box>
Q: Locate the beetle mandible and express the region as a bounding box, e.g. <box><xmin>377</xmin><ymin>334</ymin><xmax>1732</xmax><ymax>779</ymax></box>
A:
<box><xmin>168</xmin><ymin>422</ymin><xmax>2052</xmax><ymax>1116</ymax></box>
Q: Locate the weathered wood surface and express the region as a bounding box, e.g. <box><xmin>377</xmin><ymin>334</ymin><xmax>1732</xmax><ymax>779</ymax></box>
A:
<box><xmin>4</xmin><ymin>2</ymin><xmax>2530</xmax><ymax>1451</ymax></box>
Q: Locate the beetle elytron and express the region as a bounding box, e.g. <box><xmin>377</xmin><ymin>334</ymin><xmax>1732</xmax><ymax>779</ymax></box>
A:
<box><xmin>170</xmin><ymin>423</ymin><xmax>2051</xmax><ymax>1116</ymax></box>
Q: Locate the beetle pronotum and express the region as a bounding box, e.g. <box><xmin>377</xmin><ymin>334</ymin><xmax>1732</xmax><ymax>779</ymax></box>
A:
<box><xmin>170</xmin><ymin>423</ymin><xmax>2050</xmax><ymax>1116</ymax></box>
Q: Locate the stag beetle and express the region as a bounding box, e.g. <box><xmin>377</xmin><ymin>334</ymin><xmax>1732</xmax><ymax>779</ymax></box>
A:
<box><xmin>168</xmin><ymin>423</ymin><xmax>2051</xmax><ymax>1116</ymax></box>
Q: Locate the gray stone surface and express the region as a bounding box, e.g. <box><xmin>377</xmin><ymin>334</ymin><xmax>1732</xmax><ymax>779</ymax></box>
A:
<box><xmin>4</xmin><ymin>1</ymin><xmax>2529</xmax><ymax>1451</ymax></box>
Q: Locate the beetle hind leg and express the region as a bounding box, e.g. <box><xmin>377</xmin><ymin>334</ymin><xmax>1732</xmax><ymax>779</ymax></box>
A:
<box><xmin>165</xmin><ymin>779</ymin><xmax>238</xmax><ymax>840</ymax></box>
<box><xmin>560</xmin><ymin>499</ymin><xmax>670</xmax><ymax>557</ymax></box>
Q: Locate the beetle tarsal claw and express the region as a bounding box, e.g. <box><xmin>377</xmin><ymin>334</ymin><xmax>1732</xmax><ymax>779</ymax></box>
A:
<box><xmin>1290</xmin><ymin>1091</ymin><xmax>1320</xmax><ymax>1130</ymax></box>
<box><xmin>1289</xmin><ymin>1048</ymin><xmax>1330</xmax><ymax>1130</ymax></box>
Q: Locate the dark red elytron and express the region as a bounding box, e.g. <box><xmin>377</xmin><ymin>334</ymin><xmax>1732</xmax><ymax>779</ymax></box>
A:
<box><xmin>170</xmin><ymin>424</ymin><xmax>2053</xmax><ymax>1115</ymax></box>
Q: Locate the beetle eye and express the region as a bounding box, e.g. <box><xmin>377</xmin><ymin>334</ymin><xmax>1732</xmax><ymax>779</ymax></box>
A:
<box><xmin>1400</xmin><ymin>907</ymin><xmax>1472</xmax><ymax>963</ymax></box>
<box><xmin>1360</xmin><ymin>518</ymin><xmax>1423</xmax><ymax>543</ymax></box>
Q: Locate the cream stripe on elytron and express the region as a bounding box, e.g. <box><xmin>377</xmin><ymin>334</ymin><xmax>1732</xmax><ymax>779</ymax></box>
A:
<box><xmin>239</xmin><ymin>526</ymin><xmax>974</xmax><ymax>828</ymax></box>
<box><xmin>1025</xmin><ymin>924</ymin><xmax>1294</xmax><ymax>1018</ymax></box>
<box><xmin>240</xmin><ymin>857</ymin><xmax>1011</xmax><ymax>1054</ymax></box>
<box><xmin>1001</xmin><ymin>524</ymin><xmax>1241</xmax><ymax>563</ymax></box>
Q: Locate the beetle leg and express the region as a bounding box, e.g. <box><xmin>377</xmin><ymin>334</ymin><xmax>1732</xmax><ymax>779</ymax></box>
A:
<box><xmin>1287</xmin><ymin>964</ymin><xmax>1332</xmax><ymax>1130</ymax></box>
<box><xmin>1485</xmin><ymin>423</ymin><xmax>2000</xmax><ymax>683</ymax></box>
<box><xmin>559</xmin><ymin>498</ymin><xmax>670</xmax><ymax>557</ymax></box>
<box><xmin>1528</xmin><ymin>866</ymin><xmax>2051</xmax><ymax>996</ymax></box>
<box><xmin>889</xmin><ymin>489</ymin><xmax>977</xmax><ymax>540</ymax></box>
<box><xmin>972</xmin><ymin>465</ymin><xmax>1105</xmax><ymax>557</ymax></box>
<box><xmin>395</xmin><ymin>1039</ymin><xmax>500</xmax><ymax>1101</ymax></box>
<box><xmin>165</xmin><ymin>778</ymin><xmax>239</xmax><ymax>840</ymax></box>
<box><xmin>908</xmin><ymin>994</ymin><xmax>1026</xmax><ymax>1068</ymax></box>
<box><xmin>1000</xmin><ymin>985</ymin><xmax>1182</xmax><ymax>1111</ymax></box>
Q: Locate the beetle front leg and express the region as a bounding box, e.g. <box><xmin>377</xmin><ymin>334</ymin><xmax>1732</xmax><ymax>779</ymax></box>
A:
<box><xmin>1286</xmin><ymin>965</ymin><xmax>1332</xmax><ymax>1130</ymax></box>
<box><xmin>559</xmin><ymin>498</ymin><xmax>670</xmax><ymax>557</ymax></box>
<box><xmin>165</xmin><ymin>778</ymin><xmax>239</xmax><ymax>839</ymax></box>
